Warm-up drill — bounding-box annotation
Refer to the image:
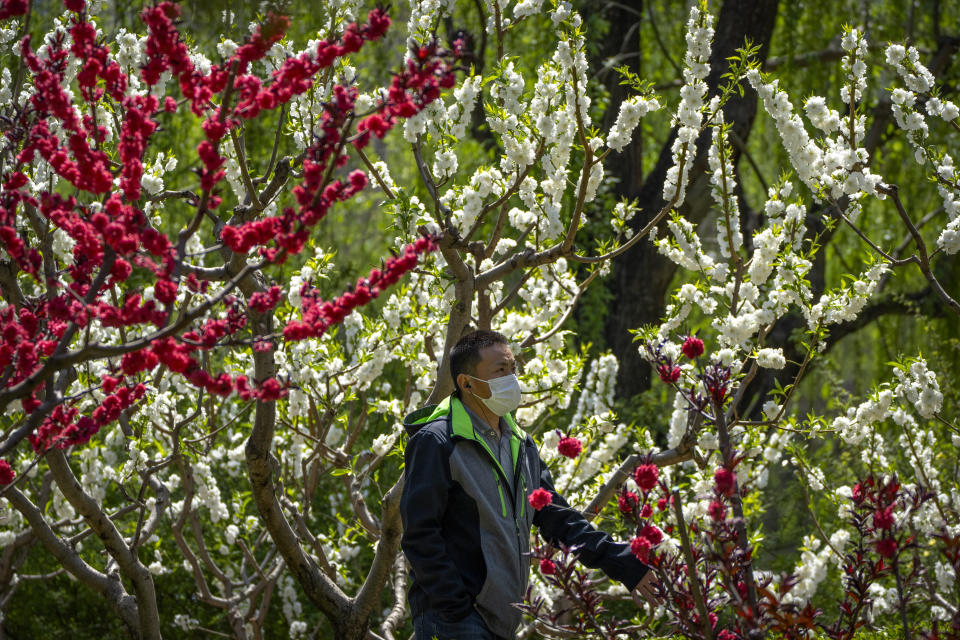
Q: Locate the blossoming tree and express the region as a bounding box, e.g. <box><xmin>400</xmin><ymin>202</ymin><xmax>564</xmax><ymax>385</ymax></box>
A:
<box><xmin>0</xmin><ymin>0</ymin><xmax>957</xmax><ymax>638</ymax></box>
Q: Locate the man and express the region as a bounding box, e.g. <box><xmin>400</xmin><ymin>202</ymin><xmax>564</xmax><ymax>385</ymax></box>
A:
<box><xmin>400</xmin><ymin>330</ymin><xmax>656</xmax><ymax>640</ymax></box>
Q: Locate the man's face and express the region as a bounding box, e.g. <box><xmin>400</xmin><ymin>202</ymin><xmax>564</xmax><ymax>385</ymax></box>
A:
<box><xmin>461</xmin><ymin>342</ymin><xmax>516</xmax><ymax>399</ymax></box>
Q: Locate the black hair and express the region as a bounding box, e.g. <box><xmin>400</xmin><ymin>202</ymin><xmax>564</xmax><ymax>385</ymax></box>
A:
<box><xmin>449</xmin><ymin>329</ymin><xmax>508</xmax><ymax>397</ymax></box>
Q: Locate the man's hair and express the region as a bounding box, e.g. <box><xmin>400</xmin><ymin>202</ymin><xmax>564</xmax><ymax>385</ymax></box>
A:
<box><xmin>449</xmin><ymin>330</ymin><xmax>508</xmax><ymax>396</ymax></box>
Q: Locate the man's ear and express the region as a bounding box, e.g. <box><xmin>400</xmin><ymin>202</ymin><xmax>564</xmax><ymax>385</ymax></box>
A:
<box><xmin>457</xmin><ymin>373</ymin><xmax>471</xmax><ymax>390</ymax></box>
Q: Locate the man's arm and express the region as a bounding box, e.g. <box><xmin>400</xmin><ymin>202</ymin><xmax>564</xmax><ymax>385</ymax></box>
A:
<box><xmin>532</xmin><ymin>457</ymin><xmax>649</xmax><ymax>590</ymax></box>
<box><xmin>400</xmin><ymin>429</ymin><xmax>475</xmax><ymax>621</ymax></box>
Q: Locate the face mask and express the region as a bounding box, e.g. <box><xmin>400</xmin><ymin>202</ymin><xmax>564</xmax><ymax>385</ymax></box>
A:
<box><xmin>468</xmin><ymin>373</ymin><xmax>521</xmax><ymax>417</ymax></box>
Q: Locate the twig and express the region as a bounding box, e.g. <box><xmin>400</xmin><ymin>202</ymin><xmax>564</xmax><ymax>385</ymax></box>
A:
<box><xmin>354</xmin><ymin>146</ymin><xmax>395</xmax><ymax>199</ymax></box>
<box><xmin>878</xmin><ymin>184</ymin><xmax>960</xmax><ymax>315</ymax></box>
<box><xmin>672</xmin><ymin>489</ymin><xmax>713</xmax><ymax>640</ymax></box>
<box><xmin>230</xmin><ymin>127</ymin><xmax>263</xmax><ymax>211</ymax></box>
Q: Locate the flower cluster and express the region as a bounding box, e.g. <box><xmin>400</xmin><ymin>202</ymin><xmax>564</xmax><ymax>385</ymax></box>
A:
<box><xmin>892</xmin><ymin>357</ymin><xmax>943</xmax><ymax>419</ymax></box>
<box><xmin>662</xmin><ymin>3</ymin><xmax>714</xmax><ymax>206</ymax></box>
<box><xmin>556</xmin><ymin>433</ymin><xmax>582</xmax><ymax>459</ymax></box>
<box><xmin>30</xmin><ymin>382</ymin><xmax>147</xmax><ymax>453</ymax></box>
<box><xmin>528</xmin><ymin>487</ymin><xmax>553</xmax><ymax>511</ymax></box>
<box><xmin>0</xmin><ymin>2</ymin><xmax>465</xmax><ymax>475</ymax></box>
<box><xmin>707</xmin><ymin>119</ymin><xmax>743</xmax><ymax>259</ymax></box>
<box><xmin>282</xmin><ymin>235</ymin><xmax>438</xmax><ymax>342</ymax></box>
<box><xmin>606</xmin><ymin>95</ymin><xmax>661</xmax><ymax>152</ymax></box>
<box><xmin>0</xmin><ymin>459</ymin><xmax>15</xmax><ymax>484</ymax></box>
<box><xmin>745</xmin><ymin>69</ymin><xmax>824</xmax><ymax>194</ymax></box>
<box><xmin>622</xmin><ymin>463</ymin><xmax>665</xmax><ymax>565</ymax></box>
<box><xmin>221</xmin><ymin>38</ymin><xmax>456</xmax><ymax>262</ymax></box>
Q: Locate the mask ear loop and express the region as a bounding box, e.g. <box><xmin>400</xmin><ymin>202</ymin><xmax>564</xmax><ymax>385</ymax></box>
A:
<box><xmin>464</xmin><ymin>373</ymin><xmax>483</xmax><ymax>395</ymax></box>
<box><xmin>464</xmin><ymin>374</ymin><xmax>498</xmax><ymax>420</ymax></box>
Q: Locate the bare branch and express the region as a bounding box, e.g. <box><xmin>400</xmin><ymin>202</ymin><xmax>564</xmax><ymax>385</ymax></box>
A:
<box><xmin>6</xmin><ymin>486</ymin><xmax>141</xmax><ymax>634</ymax></box>
<box><xmin>581</xmin><ymin>436</ymin><xmax>696</xmax><ymax>521</ymax></box>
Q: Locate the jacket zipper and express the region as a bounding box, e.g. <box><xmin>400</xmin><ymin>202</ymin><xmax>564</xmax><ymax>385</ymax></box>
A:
<box><xmin>461</xmin><ymin>436</ymin><xmax>529</xmax><ymax>576</ymax></box>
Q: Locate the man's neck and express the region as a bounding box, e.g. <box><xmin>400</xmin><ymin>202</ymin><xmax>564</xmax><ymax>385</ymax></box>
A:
<box><xmin>459</xmin><ymin>393</ymin><xmax>501</xmax><ymax>436</ymax></box>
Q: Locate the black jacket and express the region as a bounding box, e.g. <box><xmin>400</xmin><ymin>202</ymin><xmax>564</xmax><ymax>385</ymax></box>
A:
<box><xmin>400</xmin><ymin>396</ymin><xmax>648</xmax><ymax>637</ymax></box>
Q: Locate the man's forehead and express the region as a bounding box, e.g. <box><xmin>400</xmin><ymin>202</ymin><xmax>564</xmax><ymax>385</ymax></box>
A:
<box><xmin>478</xmin><ymin>343</ymin><xmax>515</xmax><ymax>364</ymax></box>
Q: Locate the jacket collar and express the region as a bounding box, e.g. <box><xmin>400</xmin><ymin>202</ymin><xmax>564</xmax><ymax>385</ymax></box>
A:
<box><xmin>403</xmin><ymin>396</ymin><xmax>523</xmax><ymax>474</ymax></box>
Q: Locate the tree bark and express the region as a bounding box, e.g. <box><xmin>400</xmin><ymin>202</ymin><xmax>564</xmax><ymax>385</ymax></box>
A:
<box><xmin>46</xmin><ymin>450</ymin><xmax>160</xmax><ymax>639</ymax></box>
<box><xmin>5</xmin><ymin>486</ymin><xmax>141</xmax><ymax>636</ymax></box>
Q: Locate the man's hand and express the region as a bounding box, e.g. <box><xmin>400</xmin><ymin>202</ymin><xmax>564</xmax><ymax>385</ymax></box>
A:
<box><xmin>631</xmin><ymin>569</ymin><xmax>659</xmax><ymax>609</ymax></box>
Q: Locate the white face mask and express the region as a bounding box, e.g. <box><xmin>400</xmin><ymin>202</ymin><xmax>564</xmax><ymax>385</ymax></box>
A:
<box><xmin>468</xmin><ymin>373</ymin><xmax>521</xmax><ymax>417</ymax></box>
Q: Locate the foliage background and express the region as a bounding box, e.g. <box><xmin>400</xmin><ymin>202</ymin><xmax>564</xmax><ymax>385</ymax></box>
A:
<box><xmin>0</xmin><ymin>0</ymin><xmax>957</xmax><ymax>637</ymax></box>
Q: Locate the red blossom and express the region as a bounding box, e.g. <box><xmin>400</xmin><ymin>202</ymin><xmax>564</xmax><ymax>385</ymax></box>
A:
<box><xmin>236</xmin><ymin>12</ymin><xmax>289</xmax><ymax>63</ymax></box>
<box><xmin>283</xmin><ymin>236</ymin><xmax>438</xmax><ymax>342</ymax></box>
<box><xmin>633</xmin><ymin>464</ymin><xmax>659</xmax><ymax>491</ymax></box>
<box><xmin>851</xmin><ymin>481</ymin><xmax>866</xmax><ymax>504</ymax></box>
<box><xmin>528</xmin><ymin>488</ymin><xmax>552</xmax><ymax>511</ymax></box>
<box><xmin>873</xmin><ymin>506</ymin><xmax>895</xmax><ymax>531</ymax></box>
<box><xmin>630</xmin><ymin>535</ymin><xmax>652</xmax><ymax>563</ymax></box>
<box><xmin>640</xmin><ymin>503</ymin><xmax>653</xmax><ymax>518</ymax></box>
<box><xmin>875</xmin><ymin>537</ymin><xmax>898</xmax><ymax>558</ymax></box>
<box><xmin>248</xmin><ymin>285</ymin><xmax>283</xmax><ymax>312</ymax></box>
<box><xmin>154</xmin><ymin>279</ymin><xmax>178</xmax><ymax>304</ymax></box>
<box><xmin>714</xmin><ymin>467</ymin><xmax>737</xmax><ymax>496</ymax></box>
<box><xmin>708</xmin><ymin>500</ymin><xmax>726</xmax><ymax>521</ymax></box>
<box><xmin>257</xmin><ymin>377</ymin><xmax>287</xmax><ymax>402</ymax></box>
<box><xmin>110</xmin><ymin>258</ymin><xmax>132</xmax><ymax>283</ymax></box>
<box><xmin>618</xmin><ymin>490</ymin><xmax>639</xmax><ymax>514</ymax></box>
<box><xmin>0</xmin><ymin>0</ymin><xmax>28</xmax><ymax>20</ymax></box>
<box><xmin>640</xmin><ymin>524</ymin><xmax>663</xmax><ymax>546</ymax></box>
<box><xmin>0</xmin><ymin>460</ymin><xmax>15</xmax><ymax>485</ymax></box>
<box><xmin>201</xmin><ymin>117</ymin><xmax>227</xmax><ymax>142</ymax></box>
<box><xmin>681</xmin><ymin>335</ymin><xmax>704</xmax><ymax>359</ymax></box>
<box><xmin>30</xmin><ymin>383</ymin><xmax>146</xmax><ymax>452</ymax></box>
<box><xmin>0</xmin><ymin>4</ymin><xmax>459</xmax><ymax>467</ymax></box>
<box><xmin>557</xmin><ymin>435</ymin><xmax>582</xmax><ymax>459</ymax></box>
<box><xmin>539</xmin><ymin>558</ymin><xmax>556</xmax><ymax>575</ymax></box>
<box><xmin>120</xmin><ymin>349</ymin><xmax>159</xmax><ymax>375</ymax></box>
<box><xmin>101</xmin><ymin>375</ymin><xmax>121</xmax><ymax>393</ymax></box>
<box><xmin>657</xmin><ymin>363</ymin><xmax>681</xmax><ymax>384</ymax></box>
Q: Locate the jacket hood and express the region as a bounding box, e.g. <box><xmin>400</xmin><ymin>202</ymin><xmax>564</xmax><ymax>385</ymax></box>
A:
<box><xmin>402</xmin><ymin>396</ymin><xmax>451</xmax><ymax>436</ymax></box>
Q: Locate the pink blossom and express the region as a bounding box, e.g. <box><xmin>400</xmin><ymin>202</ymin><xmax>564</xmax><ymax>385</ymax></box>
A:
<box><xmin>681</xmin><ymin>335</ymin><xmax>704</xmax><ymax>359</ymax></box>
<box><xmin>528</xmin><ymin>488</ymin><xmax>552</xmax><ymax>511</ymax></box>
<box><xmin>633</xmin><ymin>464</ymin><xmax>659</xmax><ymax>491</ymax></box>
<box><xmin>0</xmin><ymin>460</ymin><xmax>15</xmax><ymax>485</ymax></box>
<box><xmin>618</xmin><ymin>491</ymin><xmax>639</xmax><ymax>513</ymax></box>
<box><xmin>557</xmin><ymin>435</ymin><xmax>582</xmax><ymax>459</ymax></box>
<box><xmin>630</xmin><ymin>535</ymin><xmax>652</xmax><ymax>563</ymax></box>
<box><xmin>714</xmin><ymin>467</ymin><xmax>736</xmax><ymax>496</ymax></box>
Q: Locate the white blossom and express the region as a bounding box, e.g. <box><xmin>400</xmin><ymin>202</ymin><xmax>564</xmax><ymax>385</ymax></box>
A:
<box><xmin>756</xmin><ymin>348</ymin><xmax>786</xmax><ymax>369</ymax></box>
